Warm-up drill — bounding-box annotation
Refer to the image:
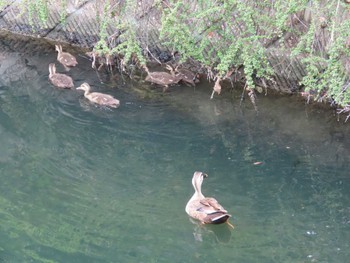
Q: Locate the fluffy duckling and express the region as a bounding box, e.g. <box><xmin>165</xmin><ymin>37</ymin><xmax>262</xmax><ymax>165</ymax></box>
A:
<box><xmin>144</xmin><ymin>65</ymin><xmax>181</xmax><ymax>88</ymax></box>
<box><xmin>186</xmin><ymin>171</ymin><xmax>233</xmax><ymax>227</ymax></box>
<box><xmin>176</xmin><ymin>67</ymin><xmax>200</xmax><ymax>86</ymax></box>
<box><xmin>48</xmin><ymin>63</ymin><xmax>74</xmax><ymax>89</ymax></box>
<box><xmin>76</xmin><ymin>82</ymin><xmax>120</xmax><ymax>108</ymax></box>
<box><xmin>55</xmin><ymin>44</ymin><xmax>78</xmax><ymax>69</ymax></box>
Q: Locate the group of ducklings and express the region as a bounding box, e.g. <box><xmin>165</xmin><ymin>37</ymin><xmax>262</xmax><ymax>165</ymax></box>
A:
<box><xmin>49</xmin><ymin>45</ymin><xmax>200</xmax><ymax>108</ymax></box>
<box><xmin>49</xmin><ymin>45</ymin><xmax>120</xmax><ymax>108</ymax></box>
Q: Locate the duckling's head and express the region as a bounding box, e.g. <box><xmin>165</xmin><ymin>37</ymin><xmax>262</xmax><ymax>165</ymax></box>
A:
<box><xmin>48</xmin><ymin>63</ymin><xmax>56</xmax><ymax>76</ymax></box>
<box><xmin>76</xmin><ymin>83</ymin><xmax>91</xmax><ymax>92</ymax></box>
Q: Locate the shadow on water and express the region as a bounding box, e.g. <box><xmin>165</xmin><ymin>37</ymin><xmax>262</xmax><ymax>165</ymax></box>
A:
<box><xmin>0</xmin><ymin>32</ymin><xmax>350</xmax><ymax>262</ymax></box>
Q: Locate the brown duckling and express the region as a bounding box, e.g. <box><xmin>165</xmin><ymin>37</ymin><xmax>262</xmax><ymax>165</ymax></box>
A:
<box><xmin>210</xmin><ymin>76</ymin><xmax>222</xmax><ymax>99</ymax></box>
<box><xmin>48</xmin><ymin>63</ymin><xmax>74</xmax><ymax>89</ymax></box>
<box><xmin>144</xmin><ymin>65</ymin><xmax>181</xmax><ymax>88</ymax></box>
<box><xmin>186</xmin><ymin>171</ymin><xmax>233</xmax><ymax>227</ymax></box>
<box><xmin>173</xmin><ymin>67</ymin><xmax>200</xmax><ymax>86</ymax></box>
<box><xmin>55</xmin><ymin>44</ymin><xmax>78</xmax><ymax>69</ymax></box>
<box><xmin>76</xmin><ymin>82</ymin><xmax>120</xmax><ymax>108</ymax></box>
<box><xmin>86</xmin><ymin>51</ymin><xmax>114</xmax><ymax>71</ymax></box>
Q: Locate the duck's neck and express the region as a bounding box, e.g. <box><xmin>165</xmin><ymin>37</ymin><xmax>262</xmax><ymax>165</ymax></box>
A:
<box><xmin>83</xmin><ymin>89</ymin><xmax>90</xmax><ymax>97</ymax></box>
<box><xmin>190</xmin><ymin>179</ymin><xmax>204</xmax><ymax>200</ymax></box>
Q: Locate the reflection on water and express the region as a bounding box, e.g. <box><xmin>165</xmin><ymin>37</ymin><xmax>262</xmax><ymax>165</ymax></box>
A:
<box><xmin>0</xmin><ymin>33</ymin><xmax>350</xmax><ymax>262</ymax></box>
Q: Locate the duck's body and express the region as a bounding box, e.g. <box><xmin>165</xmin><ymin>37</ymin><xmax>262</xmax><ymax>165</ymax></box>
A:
<box><xmin>176</xmin><ymin>68</ymin><xmax>199</xmax><ymax>86</ymax></box>
<box><xmin>55</xmin><ymin>44</ymin><xmax>78</xmax><ymax>68</ymax></box>
<box><xmin>186</xmin><ymin>171</ymin><xmax>232</xmax><ymax>225</ymax></box>
<box><xmin>48</xmin><ymin>63</ymin><xmax>74</xmax><ymax>89</ymax></box>
<box><xmin>144</xmin><ymin>65</ymin><xmax>181</xmax><ymax>88</ymax></box>
<box><xmin>76</xmin><ymin>82</ymin><xmax>120</xmax><ymax>108</ymax></box>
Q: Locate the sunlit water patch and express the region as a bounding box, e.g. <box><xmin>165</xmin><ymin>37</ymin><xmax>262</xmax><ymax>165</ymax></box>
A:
<box><xmin>0</xmin><ymin>33</ymin><xmax>350</xmax><ymax>262</ymax></box>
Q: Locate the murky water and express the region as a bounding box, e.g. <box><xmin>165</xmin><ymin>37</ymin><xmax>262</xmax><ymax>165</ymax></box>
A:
<box><xmin>0</xmin><ymin>33</ymin><xmax>350</xmax><ymax>263</ymax></box>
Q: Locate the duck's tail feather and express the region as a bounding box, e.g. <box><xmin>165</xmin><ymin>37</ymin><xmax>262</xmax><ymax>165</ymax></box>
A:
<box><xmin>204</xmin><ymin>212</ymin><xmax>231</xmax><ymax>224</ymax></box>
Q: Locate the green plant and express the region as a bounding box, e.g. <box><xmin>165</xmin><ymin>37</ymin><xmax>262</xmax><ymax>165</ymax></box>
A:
<box><xmin>159</xmin><ymin>1</ymin><xmax>308</xmax><ymax>85</ymax></box>
<box><xmin>58</xmin><ymin>0</ymin><xmax>68</xmax><ymax>23</ymax></box>
<box><xmin>0</xmin><ymin>0</ymin><xmax>11</xmax><ymax>10</ymax></box>
<box><xmin>292</xmin><ymin>1</ymin><xmax>350</xmax><ymax>107</ymax></box>
<box><xmin>93</xmin><ymin>0</ymin><xmax>146</xmax><ymax>67</ymax></box>
<box><xmin>18</xmin><ymin>0</ymin><xmax>49</xmax><ymax>26</ymax></box>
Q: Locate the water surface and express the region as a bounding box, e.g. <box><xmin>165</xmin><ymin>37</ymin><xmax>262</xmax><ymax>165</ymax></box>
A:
<box><xmin>0</xmin><ymin>34</ymin><xmax>350</xmax><ymax>262</ymax></box>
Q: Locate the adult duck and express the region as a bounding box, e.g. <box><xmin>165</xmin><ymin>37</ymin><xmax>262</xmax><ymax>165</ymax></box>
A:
<box><xmin>55</xmin><ymin>44</ymin><xmax>78</xmax><ymax>69</ymax></box>
<box><xmin>76</xmin><ymin>82</ymin><xmax>120</xmax><ymax>108</ymax></box>
<box><xmin>48</xmin><ymin>63</ymin><xmax>74</xmax><ymax>89</ymax></box>
<box><xmin>186</xmin><ymin>171</ymin><xmax>233</xmax><ymax>227</ymax></box>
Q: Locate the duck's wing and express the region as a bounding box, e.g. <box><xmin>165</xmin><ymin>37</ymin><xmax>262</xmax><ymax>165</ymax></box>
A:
<box><xmin>50</xmin><ymin>74</ymin><xmax>74</xmax><ymax>88</ymax></box>
<box><xmin>89</xmin><ymin>92</ymin><xmax>119</xmax><ymax>106</ymax></box>
<box><xmin>146</xmin><ymin>72</ymin><xmax>179</xmax><ymax>86</ymax></box>
<box><xmin>90</xmin><ymin>92</ymin><xmax>114</xmax><ymax>100</ymax></box>
<box><xmin>188</xmin><ymin>197</ymin><xmax>230</xmax><ymax>224</ymax></box>
<box><xmin>60</xmin><ymin>53</ymin><xmax>78</xmax><ymax>66</ymax></box>
<box><xmin>199</xmin><ymin>197</ymin><xmax>228</xmax><ymax>213</ymax></box>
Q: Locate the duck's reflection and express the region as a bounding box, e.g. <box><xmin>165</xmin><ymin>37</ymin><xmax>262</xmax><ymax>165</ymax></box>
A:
<box><xmin>189</xmin><ymin>218</ymin><xmax>233</xmax><ymax>243</ymax></box>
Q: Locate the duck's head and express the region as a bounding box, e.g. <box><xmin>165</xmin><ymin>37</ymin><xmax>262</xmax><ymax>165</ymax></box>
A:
<box><xmin>76</xmin><ymin>83</ymin><xmax>91</xmax><ymax>92</ymax></box>
<box><xmin>192</xmin><ymin>171</ymin><xmax>208</xmax><ymax>189</ymax></box>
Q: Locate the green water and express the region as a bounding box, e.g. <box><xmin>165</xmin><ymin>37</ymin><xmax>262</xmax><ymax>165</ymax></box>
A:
<box><xmin>0</xmin><ymin>35</ymin><xmax>350</xmax><ymax>263</ymax></box>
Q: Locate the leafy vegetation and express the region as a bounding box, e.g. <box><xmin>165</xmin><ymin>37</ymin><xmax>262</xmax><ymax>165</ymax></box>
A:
<box><xmin>20</xmin><ymin>0</ymin><xmax>49</xmax><ymax>26</ymax></box>
<box><xmin>2</xmin><ymin>0</ymin><xmax>350</xmax><ymax>110</ymax></box>
<box><xmin>93</xmin><ymin>1</ymin><xmax>146</xmax><ymax>67</ymax></box>
<box><xmin>292</xmin><ymin>1</ymin><xmax>350</xmax><ymax>109</ymax></box>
